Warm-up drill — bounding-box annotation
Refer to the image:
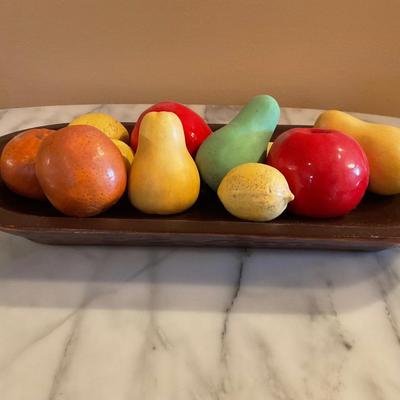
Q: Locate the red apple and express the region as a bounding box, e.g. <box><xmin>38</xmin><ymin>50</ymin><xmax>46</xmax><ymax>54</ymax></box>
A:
<box><xmin>266</xmin><ymin>127</ymin><xmax>369</xmax><ymax>218</ymax></box>
<box><xmin>131</xmin><ymin>102</ymin><xmax>212</xmax><ymax>156</ymax></box>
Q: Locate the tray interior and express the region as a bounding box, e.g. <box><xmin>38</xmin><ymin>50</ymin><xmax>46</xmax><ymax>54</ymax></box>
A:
<box><xmin>0</xmin><ymin>122</ymin><xmax>399</xmax><ymax>249</ymax></box>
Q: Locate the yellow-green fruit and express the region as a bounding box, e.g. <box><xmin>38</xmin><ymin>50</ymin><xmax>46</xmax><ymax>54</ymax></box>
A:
<box><xmin>315</xmin><ymin>110</ymin><xmax>400</xmax><ymax>195</ymax></box>
<box><xmin>217</xmin><ymin>163</ymin><xmax>294</xmax><ymax>222</ymax></box>
<box><xmin>69</xmin><ymin>112</ymin><xmax>129</xmax><ymax>143</ymax></box>
<box><xmin>129</xmin><ymin>111</ymin><xmax>200</xmax><ymax>215</ymax></box>
<box><xmin>112</xmin><ymin>139</ymin><xmax>134</xmax><ymax>171</ymax></box>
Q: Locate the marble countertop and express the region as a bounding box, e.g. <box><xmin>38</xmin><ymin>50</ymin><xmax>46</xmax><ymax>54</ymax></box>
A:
<box><xmin>1</xmin><ymin>104</ymin><xmax>400</xmax><ymax>400</ymax></box>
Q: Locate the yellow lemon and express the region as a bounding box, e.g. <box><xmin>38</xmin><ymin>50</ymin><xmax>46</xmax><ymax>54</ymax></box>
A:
<box><xmin>217</xmin><ymin>163</ymin><xmax>294</xmax><ymax>222</ymax></box>
<box><xmin>112</xmin><ymin>139</ymin><xmax>134</xmax><ymax>171</ymax></box>
<box><xmin>69</xmin><ymin>112</ymin><xmax>129</xmax><ymax>143</ymax></box>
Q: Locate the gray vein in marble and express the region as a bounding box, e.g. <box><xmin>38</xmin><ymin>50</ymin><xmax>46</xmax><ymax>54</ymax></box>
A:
<box><xmin>145</xmin><ymin>251</ymin><xmax>172</xmax><ymax>351</ymax></box>
<box><xmin>0</xmin><ymin>250</ymin><xmax>172</xmax><ymax>381</ymax></box>
<box><xmin>305</xmin><ymin>271</ymin><xmax>352</xmax><ymax>352</ymax></box>
<box><xmin>255</xmin><ymin>335</ymin><xmax>295</xmax><ymax>400</ymax></box>
<box><xmin>307</xmin><ymin>294</ymin><xmax>319</xmax><ymax>322</ymax></box>
<box><xmin>120</xmin><ymin>249</ymin><xmax>175</xmax><ymax>285</ymax></box>
<box><xmin>0</xmin><ymin>257</ymin><xmax>102</xmax><ymax>377</ymax></box>
<box><xmin>324</xmin><ymin>280</ymin><xmax>351</xmax><ymax>399</ymax></box>
<box><xmin>325</xmin><ymin>279</ymin><xmax>354</xmax><ymax>351</ymax></box>
<box><xmin>221</xmin><ymin>249</ymin><xmax>250</xmax><ymax>346</ymax></box>
<box><xmin>47</xmin><ymin>249</ymin><xmax>172</xmax><ymax>399</ymax></box>
<box><xmin>47</xmin><ymin>309</ymin><xmax>83</xmax><ymax>400</ymax></box>
<box><xmin>134</xmin><ymin>252</ymin><xmax>169</xmax><ymax>397</ymax></box>
<box><xmin>181</xmin><ymin>340</ymin><xmax>222</xmax><ymax>400</ymax></box>
<box><xmin>301</xmin><ymin>277</ymin><xmax>354</xmax><ymax>399</ymax></box>
<box><xmin>375</xmin><ymin>254</ymin><xmax>400</xmax><ymax>345</ymax></box>
<box><xmin>218</xmin><ymin>249</ymin><xmax>249</xmax><ymax>398</ymax></box>
<box><xmin>376</xmin><ymin>250</ymin><xmax>400</xmax><ymax>284</ymax></box>
<box><xmin>0</xmin><ymin>309</ymin><xmax>78</xmax><ymax>375</ymax></box>
<box><xmin>221</xmin><ymin>250</ymin><xmax>247</xmax><ymax>342</ymax></box>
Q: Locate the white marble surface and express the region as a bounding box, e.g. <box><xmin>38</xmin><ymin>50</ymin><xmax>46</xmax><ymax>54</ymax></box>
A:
<box><xmin>1</xmin><ymin>104</ymin><xmax>400</xmax><ymax>400</ymax></box>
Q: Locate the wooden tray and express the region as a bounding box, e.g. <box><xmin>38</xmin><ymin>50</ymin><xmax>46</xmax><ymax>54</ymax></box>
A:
<box><xmin>0</xmin><ymin>122</ymin><xmax>399</xmax><ymax>251</ymax></box>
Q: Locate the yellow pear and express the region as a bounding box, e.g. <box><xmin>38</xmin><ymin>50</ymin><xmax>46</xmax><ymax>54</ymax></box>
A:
<box><xmin>129</xmin><ymin>111</ymin><xmax>200</xmax><ymax>214</ymax></box>
<box><xmin>315</xmin><ymin>110</ymin><xmax>400</xmax><ymax>195</ymax></box>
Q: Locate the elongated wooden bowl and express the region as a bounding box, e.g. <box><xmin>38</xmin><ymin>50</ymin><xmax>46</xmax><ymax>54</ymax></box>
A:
<box><xmin>0</xmin><ymin>123</ymin><xmax>398</xmax><ymax>251</ymax></box>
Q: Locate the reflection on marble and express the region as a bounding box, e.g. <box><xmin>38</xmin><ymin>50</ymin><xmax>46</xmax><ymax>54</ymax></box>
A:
<box><xmin>0</xmin><ymin>104</ymin><xmax>400</xmax><ymax>399</ymax></box>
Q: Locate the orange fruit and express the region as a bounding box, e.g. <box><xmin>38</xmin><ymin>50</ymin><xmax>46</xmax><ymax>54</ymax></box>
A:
<box><xmin>36</xmin><ymin>125</ymin><xmax>127</xmax><ymax>217</ymax></box>
<box><xmin>0</xmin><ymin>128</ymin><xmax>55</xmax><ymax>200</ymax></box>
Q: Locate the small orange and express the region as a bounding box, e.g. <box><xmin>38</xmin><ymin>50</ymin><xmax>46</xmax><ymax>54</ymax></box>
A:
<box><xmin>0</xmin><ymin>128</ymin><xmax>55</xmax><ymax>200</ymax></box>
<box><xmin>36</xmin><ymin>125</ymin><xmax>127</xmax><ymax>217</ymax></box>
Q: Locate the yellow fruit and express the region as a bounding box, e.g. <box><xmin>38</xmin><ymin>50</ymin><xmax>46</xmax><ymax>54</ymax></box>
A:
<box><xmin>267</xmin><ymin>141</ymin><xmax>273</xmax><ymax>155</ymax></box>
<box><xmin>315</xmin><ymin>110</ymin><xmax>400</xmax><ymax>195</ymax></box>
<box><xmin>129</xmin><ymin>111</ymin><xmax>200</xmax><ymax>214</ymax></box>
<box><xmin>217</xmin><ymin>163</ymin><xmax>294</xmax><ymax>222</ymax></box>
<box><xmin>112</xmin><ymin>139</ymin><xmax>134</xmax><ymax>171</ymax></box>
<box><xmin>69</xmin><ymin>112</ymin><xmax>129</xmax><ymax>143</ymax></box>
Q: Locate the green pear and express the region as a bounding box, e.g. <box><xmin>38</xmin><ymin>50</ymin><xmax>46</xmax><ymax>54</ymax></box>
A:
<box><xmin>195</xmin><ymin>95</ymin><xmax>280</xmax><ymax>191</ymax></box>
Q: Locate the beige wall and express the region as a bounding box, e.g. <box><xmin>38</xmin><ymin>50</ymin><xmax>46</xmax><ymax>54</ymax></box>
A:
<box><xmin>1</xmin><ymin>0</ymin><xmax>400</xmax><ymax>117</ymax></box>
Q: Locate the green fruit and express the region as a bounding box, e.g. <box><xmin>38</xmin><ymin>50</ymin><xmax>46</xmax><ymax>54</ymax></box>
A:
<box><xmin>195</xmin><ymin>95</ymin><xmax>280</xmax><ymax>191</ymax></box>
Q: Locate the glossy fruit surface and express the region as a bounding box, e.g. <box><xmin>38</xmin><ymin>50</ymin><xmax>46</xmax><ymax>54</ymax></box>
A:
<box><xmin>36</xmin><ymin>125</ymin><xmax>126</xmax><ymax>217</ymax></box>
<box><xmin>315</xmin><ymin>110</ymin><xmax>400</xmax><ymax>195</ymax></box>
<box><xmin>267</xmin><ymin>127</ymin><xmax>369</xmax><ymax>218</ymax></box>
<box><xmin>131</xmin><ymin>102</ymin><xmax>211</xmax><ymax>156</ymax></box>
<box><xmin>0</xmin><ymin>128</ymin><xmax>55</xmax><ymax>200</ymax></box>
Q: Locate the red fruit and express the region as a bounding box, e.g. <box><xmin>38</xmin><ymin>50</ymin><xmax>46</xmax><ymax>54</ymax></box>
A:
<box><xmin>131</xmin><ymin>102</ymin><xmax>212</xmax><ymax>156</ymax></box>
<box><xmin>267</xmin><ymin>128</ymin><xmax>369</xmax><ymax>218</ymax></box>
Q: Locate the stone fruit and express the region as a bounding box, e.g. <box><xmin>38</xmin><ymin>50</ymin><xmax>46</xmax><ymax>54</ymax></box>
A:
<box><xmin>69</xmin><ymin>112</ymin><xmax>129</xmax><ymax>143</ymax></box>
<box><xmin>0</xmin><ymin>128</ymin><xmax>55</xmax><ymax>200</ymax></box>
<box><xmin>36</xmin><ymin>125</ymin><xmax>126</xmax><ymax>217</ymax></box>
<box><xmin>129</xmin><ymin>111</ymin><xmax>200</xmax><ymax>214</ymax></box>
<box><xmin>315</xmin><ymin>110</ymin><xmax>400</xmax><ymax>195</ymax></box>
<box><xmin>131</xmin><ymin>102</ymin><xmax>211</xmax><ymax>156</ymax></box>
<box><xmin>267</xmin><ymin>127</ymin><xmax>369</xmax><ymax>218</ymax></box>
<box><xmin>217</xmin><ymin>163</ymin><xmax>294</xmax><ymax>222</ymax></box>
<box><xmin>195</xmin><ymin>95</ymin><xmax>280</xmax><ymax>191</ymax></box>
<box><xmin>112</xmin><ymin>139</ymin><xmax>134</xmax><ymax>171</ymax></box>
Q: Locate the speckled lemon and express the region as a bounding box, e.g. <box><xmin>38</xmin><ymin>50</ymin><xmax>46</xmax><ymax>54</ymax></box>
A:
<box><xmin>69</xmin><ymin>112</ymin><xmax>129</xmax><ymax>143</ymax></box>
<box><xmin>112</xmin><ymin>139</ymin><xmax>134</xmax><ymax>171</ymax></box>
<box><xmin>217</xmin><ymin>163</ymin><xmax>294</xmax><ymax>222</ymax></box>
